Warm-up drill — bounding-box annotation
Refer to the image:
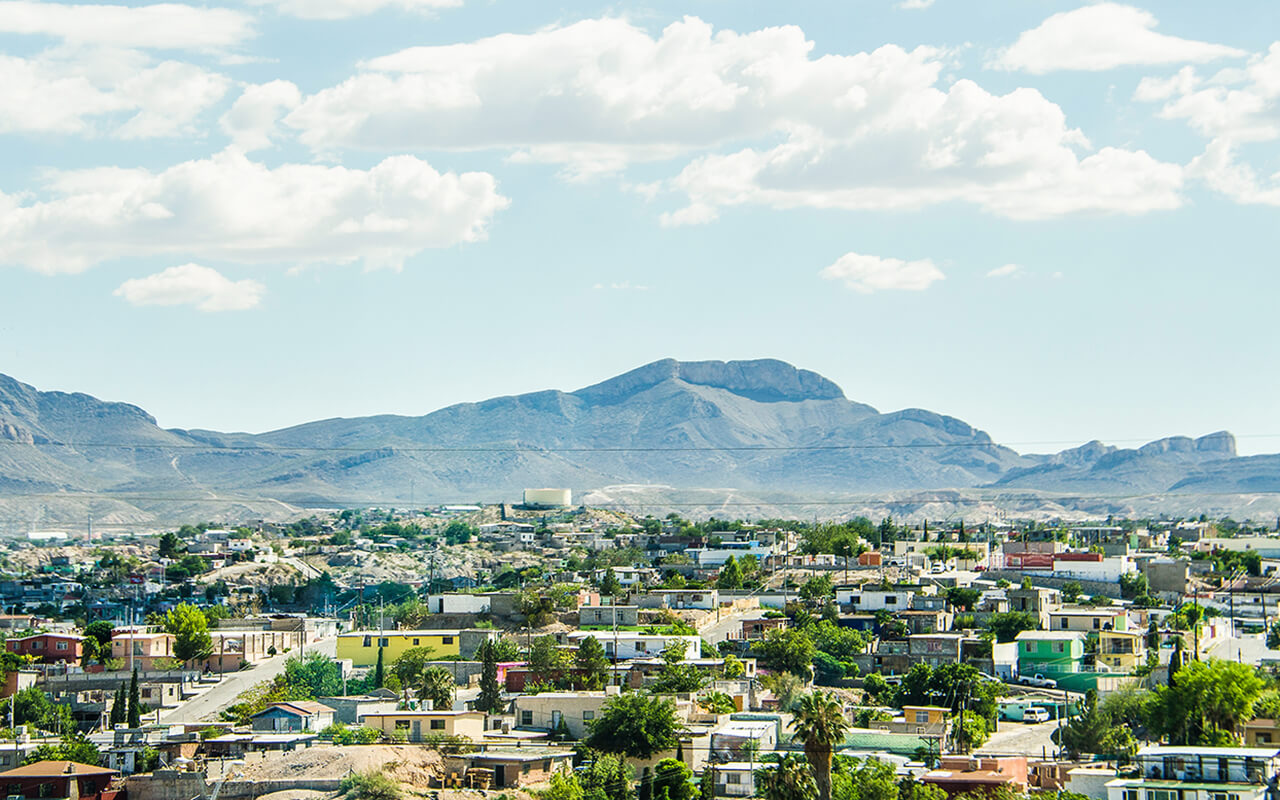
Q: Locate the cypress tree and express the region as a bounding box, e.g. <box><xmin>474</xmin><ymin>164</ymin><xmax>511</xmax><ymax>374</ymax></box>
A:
<box><xmin>111</xmin><ymin>682</ymin><xmax>128</xmax><ymax>727</ymax></box>
<box><xmin>128</xmin><ymin>667</ymin><xmax>141</xmax><ymax>728</ymax></box>
<box><xmin>476</xmin><ymin>641</ymin><xmax>502</xmax><ymax>714</ymax></box>
<box><xmin>373</xmin><ymin>646</ymin><xmax>385</xmax><ymax>689</ymax></box>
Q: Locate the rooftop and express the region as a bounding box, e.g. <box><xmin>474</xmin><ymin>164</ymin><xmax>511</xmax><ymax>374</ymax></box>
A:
<box><xmin>0</xmin><ymin>761</ymin><xmax>118</xmax><ymax>778</ymax></box>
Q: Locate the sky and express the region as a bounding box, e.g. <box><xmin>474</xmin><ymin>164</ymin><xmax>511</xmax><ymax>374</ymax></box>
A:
<box><xmin>2</xmin><ymin>0</ymin><xmax>1278</xmax><ymax>456</ymax></box>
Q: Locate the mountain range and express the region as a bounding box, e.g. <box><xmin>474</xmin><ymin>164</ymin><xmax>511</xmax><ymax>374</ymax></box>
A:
<box><xmin>1</xmin><ymin>359</ymin><xmax>1277</xmax><ymax>529</ymax></box>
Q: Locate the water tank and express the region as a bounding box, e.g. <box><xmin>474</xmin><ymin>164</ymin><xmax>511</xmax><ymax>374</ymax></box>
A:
<box><xmin>522</xmin><ymin>488</ymin><xmax>571</xmax><ymax>508</ymax></box>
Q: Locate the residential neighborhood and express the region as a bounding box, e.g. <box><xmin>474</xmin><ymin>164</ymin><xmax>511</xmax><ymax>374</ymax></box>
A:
<box><xmin>2</xmin><ymin>506</ymin><xmax>1280</xmax><ymax>800</ymax></box>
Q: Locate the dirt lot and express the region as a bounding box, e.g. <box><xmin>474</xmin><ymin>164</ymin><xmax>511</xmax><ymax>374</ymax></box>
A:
<box><xmin>239</xmin><ymin>745</ymin><xmax>445</xmax><ymax>786</ymax></box>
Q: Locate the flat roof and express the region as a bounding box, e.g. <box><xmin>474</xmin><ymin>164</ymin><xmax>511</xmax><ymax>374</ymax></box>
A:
<box><xmin>1016</xmin><ymin>631</ymin><xmax>1086</xmax><ymax>640</ymax></box>
<box><xmin>339</xmin><ymin>630</ymin><xmax>463</xmax><ymax>637</ymax></box>
<box><xmin>1136</xmin><ymin>745</ymin><xmax>1280</xmax><ymax>758</ymax></box>
<box><xmin>361</xmin><ymin>711</ymin><xmax>483</xmax><ymax>717</ymax></box>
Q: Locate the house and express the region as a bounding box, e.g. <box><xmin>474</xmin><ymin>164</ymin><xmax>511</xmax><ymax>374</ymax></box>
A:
<box><xmin>1097</xmin><ymin>626</ymin><xmax>1146</xmax><ymax>671</ymax></box>
<box><xmin>0</xmin><ymin>761</ymin><xmax>120</xmax><ymax>800</ymax></box>
<box><xmin>203</xmin><ymin>733</ymin><xmax>317</xmax><ymax>757</ymax></box>
<box><xmin>837</xmin><ymin>585</ymin><xmax>922</xmax><ymax>612</ymax></box>
<box><xmin>360</xmin><ymin>711</ymin><xmax>486</xmax><ymax>742</ymax></box>
<box><xmin>1015</xmin><ymin>630</ymin><xmax>1086</xmax><ymax>673</ymax></box>
<box><xmin>740</xmin><ymin>617</ymin><xmax>788</xmax><ymax>640</ymax></box>
<box><xmin>512</xmin><ymin>691</ymin><xmax>613</xmax><ymax>739</ymax></box>
<box><xmin>316</xmin><ymin>695</ymin><xmax>400</xmax><ymax>725</ymax></box>
<box><xmin>1104</xmin><ymin>746</ymin><xmax>1280</xmax><ymax>800</ymax></box>
<box><xmin>1245</xmin><ymin>720</ymin><xmax>1280</xmax><ymax>747</ymax></box>
<box><xmin>110</xmin><ymin>631</ymin><xmax>177</xmax><ymax>670</ymax></box>
<box><xmin>448</xmin><ymin>749</ymin><xmax>575</xmax><ymax>790</ymax></box>
<box><xmin>425</xmin><ymin>594</ymin><xmax>491</xmax><ymax>615</ymax></box>
<box><xmin>5</xmin><ymin>633</ymin><xmax>83</xmax><ymax>663</ymax></box>
<box><xmin>908</xmin><ymin>634</ymin><xmax>965</xmax><ymax>668</ymax></box>
<box><xmin>579</xmin><ymin>605</ymin><xmax>640</xmax><ymax>627</ymax></box>
<box><xmin>871</xmin><ymin>706</ymin><xmax>951</xmax><ymax>739</ymax></box>
<box><xmin>711</xmin><ymin>762</ymin><xmax>762</xmax><ymax>798</ymax></box>
<box><xmin>250</xmin><ymin>701</ymin><xmax>335</xmax><ymax>732</ymax></box>
<box><xmin>645</xmin><ymin>589</ymin><xmax>719</xmax><ymax>611</ymax></box>
<box><xmin>1048</xmin><ymin>608</ymin><xmax>1132</xmax><ymax>635</ymax></box>
<box><xmin>1006</xmin><ymin>586</ymin><xmax>1062</xmax><ymax>629</ymax></box>
<box><xmin>710</xmin><ymin>718</ymin><xmax>778</xmax><ymax>761</ymax></box>
<box><xmin>336</xmin><ymin>630</ymin><xmax>463</xmax><ymax>666</ymax></box>
<box><xmin>922</xmin><ymin>755</ymin><xmax>1029</xmax><ymax>797</ymax></box>
<box><xmin>565</xmin><ymin>632</ymin><xmax>701</xmax><ymax>661</ymax></box>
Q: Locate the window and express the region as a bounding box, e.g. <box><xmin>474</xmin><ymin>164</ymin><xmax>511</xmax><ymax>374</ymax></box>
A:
<box><xmin>442</xmin><ymin>637</ymin><xmax>453</xmax><ymax>645</ymax></box>
<box><xmin>430</xmin><ymin>720</ymin><xmax>445</xmax><ymax>730</ymax></box>
<box><xmin>521</xmin><ymin>711</ymin><xmax>533</xmax><ymax>726</ymax></box>
<box><xmin>725</xmin><ymin>775</ymin><xmax>741</xmax><ymax>785</ymax></box>
<box><xmin>1208</xmin><ymin>794</ymin><xmax>1240</xmax><ymax>800</ymax></box>
<box><xmin>1054</xmin><ymin>642</ymin><xmax>1065</xmax><ymax>653</ymax></box>
<box><xmin>379</xmin><ymin>638</ymin><xmax>389</xmax><ymax>647</ymax></box>
<box><xmin>1258</xmin><ymin>733</ymin><xmax>1272</xmax><ymax>744</ymax></box>
<box><xmin>635</xmin><ymin>641</ymin><xmax>645</xmax><ymax>651</ymax></box>
<box><xmin>1147</xmin><ymin>790</ymin><xmax>1177</xmax><ymax>800</ymax></box>
<box><xmin>885</xmin><ymin>596</ymin><xmax>898</xmax><ymax>605</ymax></box>
<box><xmin>915</xmin><ymin>711</ymin><xmax>930</xmax><ymax>723</ymax></box>
<box><xmin>850</xmin><ymin>596</ymin><xmax>861</xmax><ymax>604</ymax></box>
<box><xmin>583</xmin><ymin>711</ymin><xmax>594</xmax><ymax>721</ymax></box>
<box><xmin>1060</xmin><ymin>618</ymin><xmax>1069</xmax><ymax>629</ymax></box>
<box><xmin>395</xmin><ymin>720</ymin><xmax>411</xmax><ymax>731</ymax></box>
<box><xmin>363</xmin><ymin>636</ymin><xmax>372</xmax><ymax>647</ymax></box>
<box><xmin>413</xmin><ymin>639</ymin><xmax>420</xmax><ymax>646</ymax></box>
<box><xmin>1123</xmin><ymin>790</ymin><xmax>1138</xmax><ymax>800</ymax></box>
<box><xmin>55</xmin><ymin>641</ymin><xmax>67</xmax><ymax>651</ymax></box>
<box><xmin>32</xmin><ymin>641</ymin><xmax>42</xmax><ymax>650</ymax></box>
<box><xmin>1093</xmin><ymin>619</ymin><xmax>1101</xmax><ymax>629</ymax></box>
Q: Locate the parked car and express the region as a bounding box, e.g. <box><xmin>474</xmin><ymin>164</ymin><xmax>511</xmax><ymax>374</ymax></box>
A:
<box><xmin>1017</xmin><ymin>673</ymin><xmax>1058</xmax><ymax>688</ymax></box>
<box><xmin>1022</xmin><ymin>707</ymin><xmax>1051</xmax><ymax>723</ymax></box>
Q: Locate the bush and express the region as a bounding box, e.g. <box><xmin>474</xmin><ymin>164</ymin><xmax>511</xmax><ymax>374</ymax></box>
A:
<box><xmin>339</xmin><ymin>771</ymin><xmax>401</xmax><ymax>800</ymax></box>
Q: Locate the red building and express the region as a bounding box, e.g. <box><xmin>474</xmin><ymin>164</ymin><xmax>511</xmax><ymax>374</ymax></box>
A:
<box><xmin>922</xmin><ymin>756</ymin><xmax>1029</xmax><ymax>798</ymax></box>
<box><xmin>5</xmin><ymin>633</ymin><xmax>84</xmax><ymax>663</ymax></box>
<box><xmin>0</xmin><ymin>760</ymin><xmax>121</xmax><ymax>800</ymax></box>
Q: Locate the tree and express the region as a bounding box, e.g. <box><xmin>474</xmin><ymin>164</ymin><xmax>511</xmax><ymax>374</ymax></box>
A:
<box><xmin>899</xmin><ymin>779</ymin><xmax>946</xmax><ymax>800</ymax></box>
<box><xmin>585</xmin><ymin>693</ymin><xmax>682</xmax><ymax>759</ymax></box>
<box><xmin>699</xmin><ymin>691</ymin><xmax>736</xmax><ymax>715</ymax></box>
<box><xmin>110</xmin><ymin>682</ymin><xmax>128</xmax><ymax>727</ymax></box>
<box><xmin>441</xmin><ymin>520</ymin><xmax>476</xmax><ymax>545</ymax></box>
<box><xmin>373</xmin><ymin>646</ymin><xmax>385</xmax><ymax>689</ymax></box>
<box><xmin>13</xmin><ymin>686</ymin><xmax>73</xmax><ymax>734</ymax></box>
<box><xmin>339</xmin><ymin>770</ymin><xmax>401</xmax><ymax>800</ymax></box>
<box><xmin>599</xmin><ymin>568</ymin><xmax>623</xmax><ymax>597</ymax></box>
<box><xmin>543</xmin><ymin>770</ymin><xmax>586</xmax><ymax>800</ymax></box>
<box><xmin>576</xmin><ymin>635</ymin><xmax>611</xmax><ymax>691</ymax></box>
<box><xmin>23</xmin><ymin>734</ymin><xmax>100</xmax><ymax>767</ymax></box>
<box><xmin>647</xmin><ymin>758</ymin><xmax>695</xmax><ymax>800</ymax></box>
<box><xmin>985</xmin><ymin>612</ymin><xmax>1038</xmax><ymax>643</ymax></box>
<box><xmin>475</xmin><ymin>641</ymin><xmax>503</xmax><ymax>714</ymax></box>
<box><xmin>956</xmin><ymin>710</ymin><xmax>990</xmax><ymax>752</ymax></box>
<box><xmin>128</xmin><ymin>667</ymin><xmax>141</xmax><ymax>728</ymax></box>
<box><xmin>158</xmin><ymin>531</ymin><xmax>186</xmax><ymax>559</ymax></box>
<box><xmin>1147</xmin><ymin>658</ymin><xmax>1264</xmax><ymax>745</ymax></box>
<box><xmin>1062</xmin><ymin>582</ymin><xmax>1083</xmax><ymax>603</ymax></box>
<box><xmin>716</xmin><ymin>557</ymin><xmax>742</xmax><ymax>590</ymax></box>
<box><xmin>578</xmin><ymin>751</ymin><xmax>637</xmax><ymax>800</ymax></box>
<box><xmin>790</xmin><ymin>691</ymin><xmax>850</xmax><ymax>800</ymax></box>
<box><xmin>528</xmin><ymin>635</ymin><xmax>569</xmax><ymax>679</ymax></box>
<box><xmin>418</xmin><ymin>666</ymin><xmax>455</xmax><ymax>710</ymax></box>
<box><xmin>282</xmin><ymin>651</ymin><xmax>343</xmax><ymax>698</ymax></box>
<box><xmin>165</xmin><ymin>602</ymin><xmax>213</xmax><ymax>663</ymax></box>
<box><xmin>946</xmin><ymin>588</ymin><xmax>981</xmax><ymax>612</ymax></box>
<box><xmin>759</xmin><ymin>628</ymin><xmax>816</xmax><ymax>680</ymax></box>
<box><xmin>391</xmin><ymin>647</ymin><xmax>436</xmax><ymax>702</ymax></box>
<box><xmin>831</xmin><ymin>757</ymin><xmax>897</xmax><ymax>800</ymax></box>
<box><xmin>1063</xmin><ymin>690</ymin><xmax>1136</xmax><ymax>759</ymax></box>
<box><xmin>756</xmin><ymin>755</ymin><xmax>818</xmax><ymax>800</ymax></box>
<box><xmin>1119</xmin><ymin>572</ymin><xmax>1149</xmax><ymax>600</ymax></box>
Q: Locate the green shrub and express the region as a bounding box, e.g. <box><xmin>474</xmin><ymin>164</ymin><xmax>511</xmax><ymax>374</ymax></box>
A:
<box><xmin>339</xmin><ymin>771</ymin><xmax>401</xmax><ymax>800</ymax></box>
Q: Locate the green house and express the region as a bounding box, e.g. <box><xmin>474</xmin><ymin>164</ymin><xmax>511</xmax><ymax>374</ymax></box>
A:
<box><xmin>1015</xmin><ymin>630</ymin><xmax>1086</xmax><ymax>674</ymax></box>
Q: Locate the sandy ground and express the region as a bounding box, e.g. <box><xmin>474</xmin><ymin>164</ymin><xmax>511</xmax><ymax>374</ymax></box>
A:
<box><xmin>239</xmin><ymin>745</ymin><xmax>445</xmax><ymax>785</ymax></box>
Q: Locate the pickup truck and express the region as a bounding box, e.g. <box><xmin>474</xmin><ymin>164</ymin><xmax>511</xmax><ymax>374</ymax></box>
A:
<box><xmin>1017</xmin><ymin>673</ymin><xmax>1058</xmax><ymax>688</ymax></box>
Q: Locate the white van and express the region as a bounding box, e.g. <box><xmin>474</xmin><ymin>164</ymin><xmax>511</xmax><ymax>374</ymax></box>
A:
<box><xmin>1023</xmin><ymin>707</ymin><xmax>1050</xmax><ymax>723</ymax></box>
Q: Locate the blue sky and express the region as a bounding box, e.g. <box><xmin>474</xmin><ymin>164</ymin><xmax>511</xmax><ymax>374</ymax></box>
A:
<box><xmin>2</xmin><ymin>0</ymin><xmax>1278</xmax><ymax>456</ymax></box>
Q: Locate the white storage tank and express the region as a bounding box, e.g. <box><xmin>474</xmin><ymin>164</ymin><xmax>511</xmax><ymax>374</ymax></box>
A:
<box><xmin>523</xmin><ymin>488</ymin><xmax>572</xmax><ymax>508</ymax></box>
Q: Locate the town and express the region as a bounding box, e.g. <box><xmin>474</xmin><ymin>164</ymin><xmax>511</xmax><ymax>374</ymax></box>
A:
<box><xmin>4</xmin><ymin>490</ymin><xmax>1280</xmax><ymax>800</ymax></box>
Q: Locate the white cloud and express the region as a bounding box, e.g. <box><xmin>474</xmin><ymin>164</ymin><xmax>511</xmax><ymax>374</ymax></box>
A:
<box><xmin>0</xmin><ymin>150</ymin><xmax>509</xmax><ymax>274</ymax></box>
<box><xmin>0</xmin><ymin>51</ymin><xmax>229</xmax><ymax>137</ymax></box>
<box><xmin>898</xmin><ymin>0</ymin><xmax>934</xmax><ymax>9</ymax></box>
<box><xmin>0</xmin><ymin>1</ymin><xmax>254</xmax><ymax>50</ymax></box>
<box><xmin>992</xmin><ymin>4</ymin><xmax>1244</xmax><ymax>74</ymax></box>
<box><xmin>249</xmin><ymin>0</ymin><xmax>459</xmax><ymax>20</ymax></box>
<box><xmin>285</xmin><ymin>16</ymin><xmax>1183</xmax><ymax>220</ymax></box>
<box><xmin>1136</xmin><ymin>45</ymin><xmax>1280</xmax><ymax>143</ymax></box>
<box><xmin>220</xmin><ymin>80</ymin><xmax>303</xmax><ymax>151</ymax></box>
<box><xmin>820</xmin><ymin>252</ymin><xmax>945</xmax><ymax>294</ymax></box>
<box><xmin>986</xmin><ymin>263</ymin><xmax>1022</xmax><ymax>278</ymax></box>
<box><xmin>1187</xmin><ymin>139</ymin><xmax>1280</xmax><ymax>206</ymax></box>
<box><xmin>592</xmin><ymin>281</ymin><xmax>649</xmax><ymax>291</ymax></box>
<box><xmin>114</xmin><ymin>264</ymin><xmax>265</xmax><ymax>311</ymax></box>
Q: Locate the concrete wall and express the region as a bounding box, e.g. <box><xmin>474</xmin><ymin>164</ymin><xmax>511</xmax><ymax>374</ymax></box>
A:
<box><xmin>982</xmin><ymin>571</ymin><xmax>1121</xmax><ymax>599</ymax></box>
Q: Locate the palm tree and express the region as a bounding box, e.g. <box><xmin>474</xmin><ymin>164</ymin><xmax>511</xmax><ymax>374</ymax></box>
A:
<box><xmin>789</xmin><ymin>691</ymin><xmax>849</xmax><ymax>800</ymax></box>
<box><xmin>756</xmin><ymin>755</ymin><xmax>817</xmax><ymax>800</ymax></box>
<box><xmin>418</xmin><ymin>666</ymin><xmax>456</xmax><ymax>711</ymax></box>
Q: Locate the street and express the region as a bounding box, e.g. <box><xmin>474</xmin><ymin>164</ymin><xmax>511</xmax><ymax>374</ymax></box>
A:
<box><xmin>159</xmin><ymin>637</ymin><xmax>336</xmax><ymax>723</ymax></box>
<box><xmin>701</xmin><ymin>607</ymin><xmax>771</xmax><ymax>645</ymax></box>
<box><xmin>978</xmin><ymin>718</ymin><xmax>1062</xmax><ymax>759</ymax></box>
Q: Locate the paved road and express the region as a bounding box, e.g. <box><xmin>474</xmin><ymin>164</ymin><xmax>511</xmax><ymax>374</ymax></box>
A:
<box><xmin>978</xmin><ymin>718</ymin><xmax>1062</xmax><ymax>758</ymax></box>
<box><xmin>159</xmin><ymin>637</ymin><xmax>336</xmax><ymax>723</ymax></box>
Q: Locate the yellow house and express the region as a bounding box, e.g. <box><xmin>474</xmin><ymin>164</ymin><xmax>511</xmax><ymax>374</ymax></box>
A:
<box><xmin>336</xmin><ymin>631</ymin><xmax>462</xmax><ymax>666</ymax></box>
<box><xmin>1096</xmin><ymin>628</ymin><xmax>1145</xmax><ymax>671</ymax></box>
<box><xmin>361</xmin><ymin>710</ymin><xmax>485</xmax><ymax>742</ymax></box>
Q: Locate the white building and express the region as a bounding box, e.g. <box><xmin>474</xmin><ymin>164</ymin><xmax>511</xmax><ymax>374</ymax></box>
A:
<box><xmin>566</xmin><ymin>631</ymin><xmax>701</xmax><ymax>661</ymax></box>
<box><xmin>837</xmin><ymin>585</ymin><xmax>932</xmax><ymax>612</ymax></box>
<box><xmin>1105</xmin><ymin>746</ymin><xmax>1280</xmax><ymax>800</ymax></box>
<box><xmin>426</xmin><ymin>594</ymin><xmax>492</xmax><ymax>615</ymax></box>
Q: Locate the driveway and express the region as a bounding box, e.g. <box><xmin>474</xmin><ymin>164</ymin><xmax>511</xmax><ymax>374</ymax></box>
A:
<box><xmin>159</xmin><ymin>637</ymin><xmax>336</xmax><ymax>723</ymax></box>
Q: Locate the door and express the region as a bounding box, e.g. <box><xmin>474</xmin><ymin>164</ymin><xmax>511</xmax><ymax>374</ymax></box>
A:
<box><xmin>551</xmin><ymin>711</ymin><xmax>561</xmax><ymax>730</ymax></box>
<box><xmin>411</xmin><ymin>721</ymin><xmax>421</xmax><ymax>742</ymax></box>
